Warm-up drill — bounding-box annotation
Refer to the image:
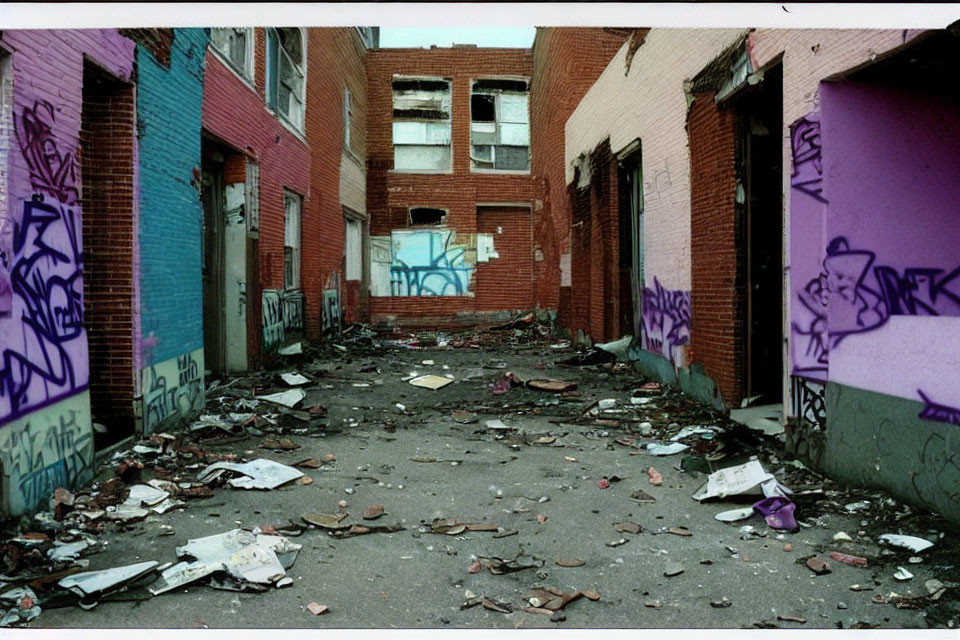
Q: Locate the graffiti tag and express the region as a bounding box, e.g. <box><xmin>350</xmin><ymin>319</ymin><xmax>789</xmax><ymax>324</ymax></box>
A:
<box><xmin>640</xmin><ymin>277</ymin><xmax>691</xmax><ymax>367</ymax></box>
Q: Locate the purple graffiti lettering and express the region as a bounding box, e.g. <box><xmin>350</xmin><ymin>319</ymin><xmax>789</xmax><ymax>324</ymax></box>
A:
<box><xmin>1</xmin><ymin>194</ymin><xmax>85</xmax><ymax>421</ymax></box>
<box><xmin>918</xmin><ymin>390</ymin><xmax>960</xmax><ymax>427</ymax></box>
<box><xmin>14</xmin><ymin>101</ymin><xmax>79</xmax><ymax>206</ymax></box>
<box><xmin>640</xmin><ymin>277</ymin><xmax>691</xmax><ymax>367</ymax></box>
<box><xmin>875</xmin><ymin>266</ymin><xmax>960</xmax><ymax>317</ymax></box>
<box><xmin>793</xmin><ymin>237</ymin><xmax>889</xmax><ymax>374</ymax></box>
<box><xmin>789</xmin><ymin>116</ymin><xmax>827</xmax><ymax>204</ymax></box>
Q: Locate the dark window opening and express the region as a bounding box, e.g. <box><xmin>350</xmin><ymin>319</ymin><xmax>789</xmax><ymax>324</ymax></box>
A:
<box><xmin>392</xmin><ymin>79</ymin><xmax>452</xmax><ymax>92</ymax></box>
<box><xmin>409</xmin><ymin>207</ymin><xmax>446</xmax><ymax>226</ymax></box>
<box><xmin>471</xmin><ymin>94</ymin><xmax>496</xmax><ymax>122</ymax></box>
<box><xmin>473</xmin><ymin>78</ymin><xmax>529</xmax><ymax>93</ymax></box>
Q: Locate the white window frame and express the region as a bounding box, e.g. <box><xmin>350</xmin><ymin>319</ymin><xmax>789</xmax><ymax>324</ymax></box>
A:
<box><xmin>470</xmin><ymin>77</ymin><xmax>531</xmax><ymax>174</ymax></box>
<box><xmin>209</xmin><ymin>27</ymin><xmax>255</xmax><ymax>83</ymax></box>
<box><xmin>266</xmin><ymin>27</ymin><xmax>307</xmax><ymax>133</ymax></box>
<box><xmin>283</xmin><ymin>190</ymin><xmax>302</xmax><ymax>291</ymax></box>
<box><xmin>391</xmin><ymin>75</ymin><xmax>453</xmax><ymax>174</ymax></box>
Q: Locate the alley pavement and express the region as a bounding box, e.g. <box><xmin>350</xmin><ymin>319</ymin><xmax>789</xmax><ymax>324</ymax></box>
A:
<box><xmin>5</xmin><ymin>323</ymin><xmax>958</xmax><ymax>629</ymax></box>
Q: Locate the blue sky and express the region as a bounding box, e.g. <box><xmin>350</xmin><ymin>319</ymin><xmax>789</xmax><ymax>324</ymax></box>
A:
<box><xmin>379</xmin><ymin>27</ymin><xmax>536</xmax><ymax>49</ymax></box>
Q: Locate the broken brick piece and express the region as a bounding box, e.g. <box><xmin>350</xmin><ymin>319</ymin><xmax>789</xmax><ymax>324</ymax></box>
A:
<box><xmin>307</xmin><ymin>602</ymin><xmax>329</xmax><ymax>616</ymax></box>
<box><xmin>829</xmin><ymin>552</ymin><xmax>867</xmax><ymax>567</ymax></box>
<box><xmin>806</xmin><ymin>556</ymin><xmax>832</xmax><ymax>575</ymax></box>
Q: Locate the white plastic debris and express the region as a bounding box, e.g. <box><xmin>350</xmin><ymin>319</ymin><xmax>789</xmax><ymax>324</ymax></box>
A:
<box><xmin>281</xmin><ymin>372</ymin><xmax>310</xmax><ymax>386</ymax></box>
<box><xmin>257</xmin><ymin>389</ymin><xmax>306</xmax><ymax>408</ymax></box>
<box><xmin>598</xmin><ymin>399</ymin><xmax>617</xmax><ymax>410</ymax></box>
<box><xmin>485</xmin><ymin>419</ymin><xmax>514</xmax><ymax>431</ymax></box>
<box><xmin>277</xmin><ymin>342</ymin><xmax>303</xmax><ymax>356</ymax></box>
<box><xmin>833</xmin><ymin>532</ymin><xmax>853</xmax><ymax>542</ymax></box>
<box><xmin>878</xmin><ymin>534</ymin><xmax>934</xmax><ymax>553</ymax></box>
<box><xmin>715</xmin><ymin>507</ymin><xmax>755</xmax><ymax>523</ymax></box>
<box><xmin>631</xmin><ymin>397</ymin><xmax>653</xmax><ymax>406</ymax></box>
<box><xmin>669</xmin><ymin>426</ymin><xmax>717</xmax><ymax>441</ymax></box>
<box><xmin>197</xmin><ymin>458</ymin><xmax>304</xmax><ymax>490</ymax></box>
<box><xmin>59</xmin><ymin>561</ymin><xmax>159</xmax><ymax>598</ymax></box>
<box><xmin>893</xmin><ymin>567</ymin><xmax>914</xmax><ymax>581</ymax></box>
<box><xmin>47</xmin><ymin>540</ymin><xmax>92</xmax><ymax>562</ymax></box>
<box><xmin>595</xmin><ymin>335</ymin><xmax>632</xmax><ymax>360</ymax></box>
<box><xmin>646</xmin><ymin>442</ymin><xmax>690</xmax><ymax>456</ymax></box>
<box><xmin>0</xmin><ymin>587</ymin><xmax>41</xmax><ymax>626</ymax></box>
<box><xmin>692</xmin><ymin>460</ymin><xmax>791</xmax><ymax>502</ymax></box>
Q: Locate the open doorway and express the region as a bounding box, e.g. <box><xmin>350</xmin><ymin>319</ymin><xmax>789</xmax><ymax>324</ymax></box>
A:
<box><xmin>80</xmin><ymin>60</ymin><xmax>136</xmax><ymax>449</ymax></box>
<box><xmin>617</xmin><ymin>143</ymin><xmax>643</xmax><ymax>339</ymax></box>
<box><xmin>735</xmin><ymin>63</ymin><xmax>783</xmax><ymax>404</ymax></box>
<box><xmin>201</xmin><ymin>142</ymin><xmax>226</xmax><ymax>375</ymax></box>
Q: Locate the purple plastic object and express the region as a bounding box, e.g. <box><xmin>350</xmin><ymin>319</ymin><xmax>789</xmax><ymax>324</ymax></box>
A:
<box><xmin>752</xmin><ymin>496</ymin><xmax>798</xmax><ymax>532</ymax></box>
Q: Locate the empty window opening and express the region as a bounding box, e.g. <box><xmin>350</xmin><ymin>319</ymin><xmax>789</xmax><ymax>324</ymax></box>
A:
<box><xmin>210</xmin><ymin>28</ymin><xmax>254</xmax><ymax>80</ymax></box>
<box><xmin>392</xmin><ymin>75</ymin><xmax>452</xmax><ymax>171</ymax></box>
<box><xmin>409</xmin><ymin>207</ymin><xmax>447</xmax><ymax>226</ymax></box>
<box><xmin>471</xmin><ymin>78</ymin><xmax>530</xmax><ymax>171</ymax></box>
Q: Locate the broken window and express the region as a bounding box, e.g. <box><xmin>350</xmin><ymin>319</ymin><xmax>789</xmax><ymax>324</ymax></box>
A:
<box><xmin>283</xmin><ymin>190</ymin><xmax>302</xmax><ymax>290</ymax></box>
<box><xmin>266</xmin><ymin>27</ymin><xmax>305</xmax><ymax>131</ymax></box>
<box><xmin>471</xmin><ymin>78</ymin><xmax>530</xmax><ymax>171</ymax></box>
<box><xmin>392</xmin><ymin>76</ymin><xmax>452</xmax><ymax>171</ymax></box>
<box><xmin>210</xmin><ymin>28</ymin><xmax>253</xmax><ymax>80</ymax></box>
<box><xmin>409</xmin><ymin>207</ymin><xmax>446</xmax><ymax>226</ymax></box>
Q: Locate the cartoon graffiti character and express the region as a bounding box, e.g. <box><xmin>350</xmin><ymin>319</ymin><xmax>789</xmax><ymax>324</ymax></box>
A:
<box><xmin>794</xmin><ymin>237</ymin><xmax>889</xmax><ymax>372</ymax></box>
<box><xmin>14</xmin><ymin>101</ymin><xmax>80</xmax><ymax>206</ymax></box>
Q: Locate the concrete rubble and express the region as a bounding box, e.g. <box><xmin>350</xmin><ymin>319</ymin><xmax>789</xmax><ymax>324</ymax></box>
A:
<box><xmin>0</xmin><ymin>321</ymin><xmax>957</xmax><ymax>629</ymax></box>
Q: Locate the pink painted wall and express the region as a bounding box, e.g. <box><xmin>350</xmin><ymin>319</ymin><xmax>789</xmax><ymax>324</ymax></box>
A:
<box><xmin>790</xmin><ymin>80</ymin><xmax>960</xmax><ymax>412</ymax></box>
<box><xmin>0</xmin><ymin>29</ymin><xmax>135</xmax><ymax>424</ymax></box>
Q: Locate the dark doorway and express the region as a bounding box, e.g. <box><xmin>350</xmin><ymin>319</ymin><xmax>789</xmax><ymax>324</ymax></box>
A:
<box><xmin>201</xmin><ymin>142</ymin><xmax>226</xmax><ymax>375</ymax></box>
<box><xmin>735</xmin><ymin>63</ymin><xmax>784</xmax><ymax>402</ymax></box>
<box><xmin>80</xmin><ymin>60</ymin><xmax>136</xmax><ymax>449</ymax></box>
<box><xmin>617</xmin><ymin>145</ymin><xmax>643</xmax><ymax>339</ymax></box>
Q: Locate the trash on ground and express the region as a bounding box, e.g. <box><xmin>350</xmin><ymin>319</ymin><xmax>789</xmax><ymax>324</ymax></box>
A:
<box><xmin>597</xmin><ymin>478</ymin><xmax>611</xmax><ymax>489</ymax></box>
<box><xmin>715</xmin><ymin>507</ymin><xmax>754</xmax><ymax>522</ymax></box>
<box><xmin>647</xmin><ymin>442</ymin><xmax>690</xmax><ymax>456</ymax></box>
<box><xmin>256</xmin><ymin>389</ymin><xmax>306</xmax><ymax>408</ymax></box>
<box><xmin>647</xmin><ymin>467</ymin><xmax>663</xmax><ymax>486</ymax></box>
<box><xmin>692</xmin><ymin>460</ymin><xmax>790</xmax><ymax>502</ymax></box>
<box><xmin>878</xmin><ymin>534</ymin><xmax>934</xmax><ymax>553</ymax></box>
<box><xmin>752</xmin><ymin>496</ymin><xmax>798</xmax><ymax>532</ymax></box>
<box><xmin>478</xmin><ymin>552</ymin><xmax>540</xmax><ymax>575</ymax></box>
<box><xmin>307</xmin><ymin>602</ymin><xmax>329</xmax><ymax>616</ymax></box>
<box><xmin>294</xmin><ymin>458</ymin><xmax>323</xmax><ymax>469</ymax></box>
<box><xmin>409</xmin><ymin>375</ymin><xmax>453</xmax><ymax>390</ymax></box>
<box><xmin>198</xmin><ymin>458</ymin><xmax>304</xmax><ymax>490</ymax></box>
<box><xmin>606</xmin><ymin>538</ymin><xmax>628</xmax><ymax>547</ymax></box>
<box><xmin>280</xmin><ymin>373</ymin><xmax>310</xmax><ymax>386</ymax></box>
<box><xmin>452</xmin><ymin>411</ymin><xmax>479</xmax><ymax>424</ymax></box>
<box><xmin>778</xmin><ymin>614</ymin><xmax>807</xmax><ymax>624</ymax></box>
<box><xmin>526</xmin><ymin>379</ymin><xmax>578</xmax><ymax>393</ymax></box>
<box><xmin>595</xmin><ymin>335</ymin><xmax>632</xmax><ymax>360</ymax></box>
<box><xmin>664</xmin><ymin>561</ymin><xmax>684</xmax><ymax>577</ymax></box>
<box><xmin>60</xmin><ymin>561</ymin><xmax>159</xmax><ymax>602</ymax></box>
<box><xmin>47</xmin><ymin>540</ymin><xmax>93</xmax><ymax>562</ymax></box>
<box><xmin>277</xmin><ymin>342</ymin><xmax>303</xmax><ymax>356</ymax></box>
<box><xmin>301</xmin><ymin>513</ymin><xmax>349</xmax><ymax>529</ymax></box>
<box><xmin>631</xmin><ymin>489</ymin><xmax>656</xmax><ymax>502</ymax></box>
<box><xmin>481</xmin><ymin>599</ymin><xmax>512</xmax><ymax>614</ymax></box>
<box><xmin>926</xmin><ymin>579</ymin><xmax>946</xmax><ymax>600</ymax></box>
<box><xmin>169</xmin><ymin>529</ymin><xmax>301</xmax><ymax>588</ymax></box>
<box><xmin>645</xmin><ymin>600</ymin><xmax>663</xmax><ymax>609</ymax></box>
<box><xmin>670</xmin><ymin>426</ymin><xmax>717</xmax><ymax>441</ymax></box>
<box><xmin>485</xmin><ymin>419</ymin><xmax>515</xmax><ymax>431</ymax></box>
<box><xmin>260</xmin><ymin>438</ymin><xmax>300</xmax><ymax>451</ymax></box>
<box><xmin>893</xmin><ymin>567</ymin><xmax>914</xmax><ymax>581</ymax></box>
<box><xmin>668</xmin><ymin>527</ymin><xmax>692</xmax><ymax>537</ymax></box>
<box><xmin>710</xmin><ymin>597</ymin><xmax>732</xmax><ymax>608</ymax></box>
<box><xmin>833</xmin><ymin>531</ymin><xmax>853</xmax><ymax>542</ymax></box>
<box><xmin>0</xmin><ymin>587</ymin><xmax>42</xmax><ymax>626</ymax></box>
<box><xmin>830</xmin><ymin>552</ymin><xmax>867</xmax><ymax>567</ymax></box>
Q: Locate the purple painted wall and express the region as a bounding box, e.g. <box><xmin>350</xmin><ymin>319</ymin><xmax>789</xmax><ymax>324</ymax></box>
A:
<box><xmin>0</xmin><ymin>29</ymin><xmax>135</xmax><ymax>425</ymax></box>
<box><xmin>790</xmin><ymin>81</ymin><xmax>960</xmax><ymax>420</ymax></box>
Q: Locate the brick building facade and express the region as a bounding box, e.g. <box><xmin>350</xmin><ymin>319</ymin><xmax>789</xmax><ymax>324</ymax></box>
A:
<box><xmin>365</xmin><ymin>47</ymin><xmax>537</xmax><ymax>327</ymax></box>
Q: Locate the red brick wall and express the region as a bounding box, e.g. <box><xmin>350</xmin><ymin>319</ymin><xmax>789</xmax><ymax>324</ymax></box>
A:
<box><xmin>475</xmin><ymin>206</ymin><xmax>533</xmax><ymax>311</ymax></box>
<box><xmin>688</xmin><ymin>90</ymin><xmax>744</xmax><ymax>407</ymax></box>
<box><xmin>530</xmin><ymin>28</ymin><xmax>633</xmax><ymax>320</ymax></box>
<box><xmin>80</xmin><ymin>64</ymin><xmax>136</xmax><ymax>430</ymax></box>
<box><xmin>568</xmin><ymin>138</ymin><xmax>622</xmax><ymax>344</ymax></box>
<box><xmin>366</xmin><ymin>48</ymin><xmax>536</xmax><ymax>324</ymax></box>
<box><xmin>305</xmin><ymin>28</ymin><xmax>368</xmax><ymax>331</ymax></box>
<box><xmin>202</xmin><ymin>28</ymin><xmax>312</xmax><ymax>361</ymax></box>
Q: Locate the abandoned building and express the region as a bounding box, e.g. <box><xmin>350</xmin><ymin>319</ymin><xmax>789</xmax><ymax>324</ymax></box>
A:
<box><xmin>1</xmin><ymin>22</ymin><xmax>959</xmax><ymax>535</ymax></box>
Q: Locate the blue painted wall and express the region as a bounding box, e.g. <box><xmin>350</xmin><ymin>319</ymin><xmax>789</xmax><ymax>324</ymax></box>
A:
<box><xmin>137</xmin><ymin>28</ymin><xmax>208</xmax><ymax>365</ymax></box>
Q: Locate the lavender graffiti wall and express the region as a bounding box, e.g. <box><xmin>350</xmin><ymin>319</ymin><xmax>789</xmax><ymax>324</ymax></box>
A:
<box><xmin>0</xmin><ymin>30</ymin><xmax>135</xmax><ymax>514</ymax></box>
<box><xmin>789</xmin><ymin>81</ymin><xmax>960</xmax><ymax>424</ymax></box>
<box><xmin>640</xmin><ymin>277</ymin><xmax>691</xmax><ymax>368</ymax></box>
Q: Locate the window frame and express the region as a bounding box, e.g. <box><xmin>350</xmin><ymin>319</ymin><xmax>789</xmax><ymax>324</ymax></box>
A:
<box><xmin>283</xmin><ymin>190</ymin><xmax>302</xmax><ymax>291</ymax></box>
<box><xmin>266</xmin><ymin>27</ymin><xmax>307</xmax><ymax>133</ymax></box>
<box><xmin>469</xmin><ymin>77</ymin><xmax>531</xmax><ymax>174</ymax></box>
<box><xmin>209</xmin><ymin>27</ymin><xmax>255</xmax><ymax>84</ymax></box>
<box><xmin>391</xmin><ymin>75</ymin><xmax>453</xmax><ymax>174</ymax></box>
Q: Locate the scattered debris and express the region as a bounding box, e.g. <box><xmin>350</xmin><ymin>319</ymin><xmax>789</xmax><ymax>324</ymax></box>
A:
<box><xmin>715</xmin><ymin>507</ymin><xmax>754</xmax><ymax>523</ymax></box>
<box><xmin>664</xmin><ymin>561</ymin><xmax>685</xmax><ymax>577</ymax></box>
<box><xmin>362</xmin><ymin>505</ymin><xmax>385</xmax><ymax>520</ymax></box>
<box><xmin>198</xmin><ymin>459</ymin><xmax>304</xmax><ymax>490</ymax></box>
<box><xmin>256</xmin><ymin>389</ymin><xmax>306</xmax><ymax>408</ymax></box>
<box><xmin>692</xmin><ymin>460</ymin><xmax>790</xmax><ymax>502</ymax></box>
<box><xmin>830</xmin><ymin>552</ymin><xmax>867</xmax><ymax>567</ymax></box>
<box><xmin>710</xmin><ymin>597</ymin><xmax>732</xmax><ymax>608</ymax></box>
<box><xmin>409</xmin><ymin>375</ymin><xmax>453</xmax><ymax>390</ymax></box>
<box><xmin>878</xmin><ymin>534</ymin><xmax>934</xmax><ymax>553</ymax></box>
<box><xmin>647</xmin><ymin>467</ymin><xmax>663</xmax><ymax>486</ymax></box>
<box><xmin>307</xmin><ymin>602</ymin><xmax>329</xmax><ymax>616</ymax></box>
<box><xmin>613</xmin><ymin>521</ymin><xmax>643</xmax><ymax>534</ymax></box>
<box><xmin>805</xmin><ymin>556</ymin><xmax>832</xmax><ymax>575</ymax></box>
<box><xmin>893</xmin><ymin>567</ymin><xmax>914</xmax><ymax>581</ymax></box>
<box><xmin>555</xmin><ymin>558</ymin><xmax>585</xmax><ymax>567</ymax></box>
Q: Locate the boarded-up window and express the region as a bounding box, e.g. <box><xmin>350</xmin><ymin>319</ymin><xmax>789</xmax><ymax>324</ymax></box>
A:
<box><xmin>392</xmin><ymin>76</ymin><xmax>452</xmax><ymax>172</ymax></box>
<box><xmin>471</xmin><ymin>79</ymin><xmax>530</xmax><ymax>171</ymax></box>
